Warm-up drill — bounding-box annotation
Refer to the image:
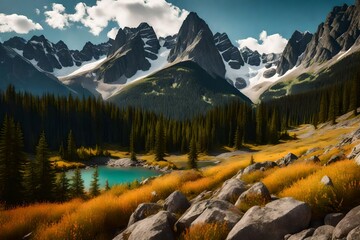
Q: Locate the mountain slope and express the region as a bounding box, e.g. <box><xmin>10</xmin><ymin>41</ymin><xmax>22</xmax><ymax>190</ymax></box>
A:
<box><xmin>108</xmin><ymin>61</ymin><xmax>251</xmax><ymax>119</ymax></box>
<box><xmin>168</xmin><ymin>12</ymin><xmax>226</xmax><ymax>78</ymax></box>
<box><xmin>0</xmin><ymin>42</ymin><xmax>74</xmax><ymax>96</ymax></box>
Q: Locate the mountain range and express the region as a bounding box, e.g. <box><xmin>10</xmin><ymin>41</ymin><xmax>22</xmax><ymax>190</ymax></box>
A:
<box><xmin>0</xmin><ymin>0</ymin><xmax>359</xmax><ymax>118</ymax></box>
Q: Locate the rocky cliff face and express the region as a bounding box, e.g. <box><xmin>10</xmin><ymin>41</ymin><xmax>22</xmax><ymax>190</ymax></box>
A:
<box><xmin>214</xmin><ymin>32</ymin><xmax>244</xmax><ymax>69</ymax></box>
<box><xmin>168</xmin><ymin>12</ymin><xmax>226</xmax><ymax>78</ymax></box>
<box><xmin>300</xmin><ymin>2</ymin><xmax>360</xmax><ymax>67</ymax></box>
<box><xmin>277</xmin><ymin>30</ymin><xmax>313</xmax><ymax>75</ymax></box>
<box><xmin>3</xmin><ymin>35</ymin><xmax>112</xmax><ymax>73</ymax></box>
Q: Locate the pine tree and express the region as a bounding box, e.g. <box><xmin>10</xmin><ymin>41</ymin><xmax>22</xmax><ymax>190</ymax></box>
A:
<box><xmin>89</xmin><ymin>167</ymin><xmax>100</xmax><ymax>197</ymax></box>
<box><xmin>233</xmin><ymin>125</ymin><xmax>243</xmax><ymax>150</ymax></box>
<box><xmin>187</xmin><ymin>138</ymin><xmax>198</xmax><ymax>169</ymax></box>
<box><xmin>56</xmin><ymin>170</ymin><xmax>69</xmax><ymax>201</ymax></box>
<box><xmin>129</xmin><ymin>126</ymin><xmax>137</xmax><ymax>161</ymax></box>
<box><xmin>0</xmin><ymin>116</ymin><xmax>26</xmax><ymax>205</ymax></box>
<box><xmin>59</xmin><ymin>142</ymin><xmax>65</xmax><ymax>159</ymax></box>
<box><xmin>67</xmin><ymin>130</ymin><xmax>77</xmax><ymax>161</ymax></box>
<box><xmin>105</xmin><ymin>180</ymin><xmax>110</xmax><ymax>191</ymax></box>
<box><xmin>319</xmin><ymin>93</ymin><xmax>328</xmax><ymax>123</ymax></box>
<box><xmin>70</xmin><ymin>168</ymin><xmax>85</xmax><ymax>198</ymax></box>
<box><xmin>34</xmin><ymin>132</ymin><xmax>56</xmax><ymax>201</ymax></box>
<box><xmin>155</xmin><ymin>118</ymin><xmax>165</xmax><ymax>161</ymax></box>
<box><xmin>24</xmin><ymin>159</ymin><xmax>37</xmax><ymax>202</ymax></box>
<box><xmin>350</xmin><ymin>78</ymin><xmax>359</xmax><ymax>115</ymax></box>
<box><xmin>328</xmin><ymin>89</ymin><xmax>336</xmax><ymax>124</ymax></box>
<box><xmin>269</xmin><ymin>111</ymin><xmax>279</xmax><ymax>144</ymax></box>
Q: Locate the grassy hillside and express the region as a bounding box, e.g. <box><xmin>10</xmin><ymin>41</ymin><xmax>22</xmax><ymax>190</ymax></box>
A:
<box><xmin>109</xmin><ymin>61</ymin><xmax>252</xmax><ymax>119</ymax></box>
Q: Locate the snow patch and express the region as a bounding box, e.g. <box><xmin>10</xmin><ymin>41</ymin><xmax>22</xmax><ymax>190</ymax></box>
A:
<box><xmin>202</xmin><ymin>95</ymin><xmax>212</xmax><ymax>104</ymax></box>
<box><xmin>337</xmin><ymin>48</ymin><xmax>352</xmax><ymax>60</ymax></box>
<box><xmin>59</xmin><ymin>57</ymin><xmax>107</xmax><ymax>78</ymax></box>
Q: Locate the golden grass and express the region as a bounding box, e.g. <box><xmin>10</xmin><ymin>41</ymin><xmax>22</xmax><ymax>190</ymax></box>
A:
<box><xmin>0</xmin><ymin>199</ymin><xmax>82</xmax><ymax>240</ymax></box>
<box><xmin>240</xmin><ymin>168</ymin><xmax>277</xmax><ymax>184</ymax></box>
<box><xmin>50</xmin><ymin>156</ymin><xmax>85</xmax><ymax>170</ymax></box>
<box><xmin>279</xmin><ymin>160</ymin><xmax>360</xmax><ymax>218</ymax></box>
<box><xmin>263</xmin><ymin>163</ymin><xmax>321</xmax><ymax>194</ymax></box>
<box><xmin>181</xmin><ymin>223</ymin><xmax>229</xmax><ymax>240</ymax></box>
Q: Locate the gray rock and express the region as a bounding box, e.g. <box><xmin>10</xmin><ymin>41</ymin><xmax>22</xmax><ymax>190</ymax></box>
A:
<box><xmin>288</xmin><ymin>228</ymin><xmax>315</xmax><ymax>240</ymax></box>
<box><xmin>238</xmin><ymin>161</ymin><xmax>278</xmax><ymax>178</ymax></box>
<box><xmin>347</xmin><ymin>226</ymin><xmax>360</xmax><ymax>240</ymax></box>
<box><xmin>235</xmin><ymin>182</ymin><xmax>271</xmax><ymax>207</ymax></box>
<box><xmin>263</xmin><ymin>68</ymin><xmax>276</xmax><ymax>78</ymax></box>
<box><xmin>214</xmin><ymin>32</ymin><xmax>244</xmax><ymax>69</ymax></box>
<box><xmin>326</xmin><ymin>154</ymin><xmax>343</xmax><ymax>165</ymax></box>
<box><xmin>114</xmin><ymin>211</ymin><xmax>176</xmax><ymax>240</ymax></box>
<box><xmin>324</xmin><ymin>213</ymin><xmax>344</xmax><ymax>227</ymax></box>
<box><xmin>190</xmin><ymin>190</ymin><xmax>212</xmax><ymax>204</ymax></box>
<box><xmin>214</xmin><ymin>178</ymin><xmax>247</xmax><ymax>203</ymax></box>
<box><xmin>191</xmin><ymin>200</ymin><xmax>243</xmax><ymax>229</ymax></box>
<box><xmin>305</xmin><ymin>148</ymin><xmax>321</xmax><ymax>155</ymax></box>
<box><xmin>306</xmin><ymin>156</ymin><xmax>321</xmax><ymax>164</ymax></box>
<box><xmin>320</xmin><ymin>176</ymin><xmax>333</xmax><ymax>186</ymax></box>
<box><xmin>164</xmin><ymin>191</ymin><xmax>190</xmax><ymax>214</ymax></box>
<box><xmin>107</xmin><ymin>158</ymin><xmax>141</xmax><ymax>167</ymax></box>
<box><xmin>277</xmin><ymin>153</ymin><xmax>298</xmax><ymax>166</ymax></box>
<box><xmin>235</xmin><ymin>77</ymin><xmax>247</xmax><ymax>89</ymax></box>
<box><xmin>333</xmin><ymin>205</ymin><xmax>360</xmax><ymax>239</ymax></box>
<box><xmin>310</xmin><ymin>225</ymin><xmax>334</xmax><ymax>240</ymax></box>
<box><xmin>127</xmin><ymin>203</ymin><xmax>163</xmax><ymax>226</ymax></box>
<box><xmin>347</xmin><ymin>144</ymin><xmax>360</xmax><ymax>159</ymax></box>
<box><xmin>176</xmin><ymin>199</ymin><xmax>242</xmax><ymax>233</ymax></box>
<box><xmin>226</xmin><ymin>197</ymin><xmax>311</xmax><ymax>240</ymax></box>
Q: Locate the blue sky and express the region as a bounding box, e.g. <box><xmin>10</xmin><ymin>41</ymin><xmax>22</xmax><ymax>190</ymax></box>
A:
<box><xmin>0</xmin><ymin>0</ymin><xmax>355</xmax><ymax>50</ymax></box>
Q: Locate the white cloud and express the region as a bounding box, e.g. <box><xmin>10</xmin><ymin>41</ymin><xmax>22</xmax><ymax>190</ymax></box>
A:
<box><xmin>0</xmin><ymin>13</ymin><xmax>43</xmax><ymax>34</ymax></box>
<box><xmin>44</xmin><ymin>3</ymin><xmax>69</xmax><ymax>30</ymax></box>
<box><xmin>43</xmin><ymin>6</ymin><xmax>48</xmax><ymax>10</ymax></box>
<box><xmin>44</xmin><ymin>0</ymin><xmax>189</xmax><ymax>37</ymax></box>
<box><xmin>237</xmin><ymin>30</ymin><xmax>288</xmax><ymax>54</ymax></box>
<box><xmin>35</xmin><ymin>8</ymin><xmax>41</xmax><ymax>15</ymax></box>
<box><xmin>107</xmin><ymin>27</ymin><xmax>119</xmax><ymax>39</ymax></box>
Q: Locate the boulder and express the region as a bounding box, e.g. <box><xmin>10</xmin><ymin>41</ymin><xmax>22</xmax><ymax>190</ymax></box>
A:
<box><xmin>226</xmin><ymin>197</ymin><xmax>311</xmax><ymax>240</ymax></box>
<box><xmin>113</xmin><ymin>211</ymin><xmax>176</xmax><ymax>240</ymax></box>
<box><xmin>176</xmin><ymin>199</ymin><xmax>242</xmax><ymax>233</ymax></box>
<box><xmin>347</xmin><ymin>226</ymin><xmax>360</xmax><ymax>240</ymax></box>
<box><xmin>191</xmin><ymin>200</ymin><xmax>243</xmax><ymax>229</ymax></box>
<box><xmin>214</xmin><ymin>178</ymin><xmax>247</xmax><ymax>203</ymax></box>
<box><xmin>287</xmin><ymin>228</ymin><xmax>315</xmax><ymax>240</ymax></box>
<box><xmin>277</xmin><ymin>153</ymin><xmax>298</xmax><ymax>166</ymax></box>
<box><xmin>190</xmin><ymin>190</ymin><xmax>212</xmax><ymax>204</ymax></box>
<box><xmin>235</xmin><ymin>182</ymin><xmax>271</xmax><ymax>208</ymax></box>
<box><xmin>164</xmin><ymin>191</ymin><xmax>190</xmax><ymax>214</ymax></box>
<box><xmin>305</xmin><ymin>148</ymin><xmax>321</xmax><ymax>156</ymax></box>
<box><xmin>347</xmin><ymin>144</ymin><xmax>360</xmax><ymax>159</ymax></box>
<box><xmin>263</xmin><ymin>68</ymin><xmax>276</xmax><ymax>78</ymax></box>
<box><xmin>127</xmin><ymin>203</ymin><xmax>163</xmax><ymax>226</ymax></box>
<box><xmin>326</xmin><ymin>154</ymin><xmax>343</xmax><ymax>166</ymax></box>
<box><xmin>305</xmin><ymin>156</ymin><xmax>320</xmax><ymax>164</ymax></box>
<box><xmin>320</xmin><ymin>176</ymin><xmax>333</xmax><ymax>186</ymax></box>
<box><xmin>237</xmin><ymin>161</ymin><xmax>278</xmax><ymax>178</ymax></box>
<box><xmin>324</xmin><ymin>213</ymin><xmax>344</xmax><ymax>227</ymax></box>
<box><xmin>310</xmin><ymin>225</ymin><xmax>334</xmax><ymax>240</ymax></box>
<box><xmin>333</xmin><ymin>205</ymin><xmax>360</xmax><ymax>239</ymax></box>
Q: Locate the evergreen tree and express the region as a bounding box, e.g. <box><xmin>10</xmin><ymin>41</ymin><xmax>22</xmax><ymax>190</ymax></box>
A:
<box><xmin>59</xmin><ymin>142</ymin><xmax>65</xmax><ymax>159</ymax></box>
<box><xmin>350</xmin><ymin>78</ymin><xmax>359</xmax><ymax>115</ymax></box>
<box><xmin>24</xmin><ymin>159</ymin><xmax>37</xmax><ymax>202</ymax></box>
<box><xmin>67</xmin><ymin>130</ymin><xmax>77</xmax><ymax>161</ymax></box>
<box><xmin>328</xmin><ymin>89</ymin><xmax>336</xmax><ymax>124</ymax></box>
<box><xmin>319</xmin><ymin>93</ymin><xmax>328</xmax><ymax>123</ymax></box>
<box><xmin>89</xmin><ymin>167</ymin><xmax>100</xmax><ymax>197</ymax></box>
<box><xmin>34</xmin><ymin>132</ymin><xmax>56</xmax><ymax>201</ymax></box>
<box><xmin>56</xmin><ymin>170</ymin><xmax>69</xmax><ymax>201</ymax></box>
<box><xmin>70</xmin><ymin>168</ymin><xmax>85</xmax><ymax>198</ymax></box>
<box><xmin>187</xmin><ymin>138</ymin><xmax>198</xmax><ymax>169</ymax></box>
<box><xmin>233</xmin><ymin>125</ymin><xmax>243</xmax><ymax>150</ymax></box>
<box><xmin>0</xmin><ymin>116</ymin><xmax>26</xmax><ymax>205</ymax></box>
<box><xmin>105</xmin><ymin>180</ymin><xmax>110</xmax><ymax>191</ymax></box>
<box><xmin>269</xmin><ymin>111</ymin><xmax>279</xmax><ymax>144</ymax></box>
<box><xmin>129</xmin><ymin>126</ymin><xmax>137</xmax><ymax>161</ymax></box>
<box><xmin>155</xmin><ymin>118</ymin><xmax>165</xmax><ymax>161</ymax></box>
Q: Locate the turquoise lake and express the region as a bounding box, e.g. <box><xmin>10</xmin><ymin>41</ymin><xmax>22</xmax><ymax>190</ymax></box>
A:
<box><xmin>66</xmin><ymin>166</ymin><xmax>161</xmax><ymax>190</ymax></box>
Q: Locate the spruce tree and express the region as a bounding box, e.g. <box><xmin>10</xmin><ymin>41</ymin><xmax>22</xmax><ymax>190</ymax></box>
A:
<box><xmin>24</xmin><ymin>159</ymin><xmax>37</xmax><ymax>202</ymax></box>
<box><xmin>269</xmin><ymin>111</ymin><xmax>279</xmax><ymax>144</ymax></box>
<box><xmin>155</xmin><ymin>118</ymin><xmax>165</xmax><ymax>161</ymax></box>
<box><xmin>187</xmin><ymin>138</ymin><xmax>198</xmax><ymax>169</ymax></box>
<box><xmin>67</xmin><ymin>130</ymin><xmax>77</xmax><ymax>161</ymax></box>
<box><xmin>35</xmin><ymin>132</ymin><xmax>56</xmax><ymax>201</ymax></box>
<box><xmin>105</xmin><ymin>180</ymin><xmax>110</xmax><ymax>191</ymax></box>
<box><xmin>234</xmin><ymin>125</ymin><xmax>243</xmax><ymax>150</ymax></box>
<box><xmin>70</xmin><ymin>167</ymin><xmax>85</xmax><ymax>198</ymax></box>
<box><xmin>129</xmin><ymin>126</ymin><xmax>137</xmax><ymax>161</ymax></box>
<box><xmin>89</xmin><ymin>167</ymin><xmax>100</xmax><ymax>197</ymax></box>
<box><xmin>56</xmin><ymin>170</ymin><xmax>69</xmax><ymax>201</ymax></box>
<box><xmin>0</xmin><ymin>116</ymin><xmax>26</xmax><ymax>205</ymax></box>
<box><xmin>59</xmin><ymin>142</ymin><xmax>65</xmax><ymax>159</ymax></box>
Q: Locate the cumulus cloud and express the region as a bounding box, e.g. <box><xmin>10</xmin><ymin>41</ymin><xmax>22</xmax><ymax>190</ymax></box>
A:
<box><xmin>0</xmin><ymin>13</ymin><xmax>43</xmax><ymax>34</ymax></box>
<box><xmin>107</xmin><ymin>27</ymin><xmax>119</xmax><ymax>39</ymax></box>
<box><xmin>44</xmin><ymin>0</ymin><xmax>188</xmax><ymax>37</ymax></box>
<box><xmin>35</xmin><ymin>8</ymin><xmax>41</xmax><ymax>15</ymax></box>
<box><xmin>237</xmin><ymin>30</ymin><xmax>288</xmax><ymax>54</ymax></box>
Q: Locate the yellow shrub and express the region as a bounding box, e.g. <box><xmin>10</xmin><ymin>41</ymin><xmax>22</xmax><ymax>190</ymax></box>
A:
<box><xmin>263</xmin><ymin>163</ymin><xmax>320</xmax><ymax>194</ymax></box>
<box><xmin>280</xmin><ymin>160</ymin><xmax>360</xmax><ymax>218</ymax></box>
<box><xmin>181</xmin><ymin>223</ymin><xmax>229</xmax><ymax>240</ymax></box>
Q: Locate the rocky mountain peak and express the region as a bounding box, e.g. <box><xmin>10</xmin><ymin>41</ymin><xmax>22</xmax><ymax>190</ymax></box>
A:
<box><xmin>214</xmin><ymin>32</ymin><xmax>244</xmax><ymax>69</ymax></box>
<box><xmin>3</xmin><ymin>36</ymin><xmax>26</xmax><ymax>50</ymax></box>
<box><xmin>168</xmin><ymin>12</ymin><xmax>225</xmax><ymax>77</ymax></box>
